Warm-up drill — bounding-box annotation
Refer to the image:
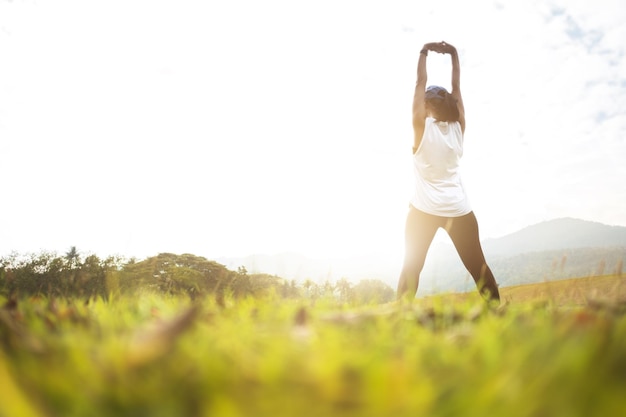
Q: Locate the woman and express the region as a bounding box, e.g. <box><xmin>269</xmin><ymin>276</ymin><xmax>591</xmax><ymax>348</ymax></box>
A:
<box><xmin>397</xmin><ymin>41</ymin><xmax>500</xmax><ymax>304</ymax></box>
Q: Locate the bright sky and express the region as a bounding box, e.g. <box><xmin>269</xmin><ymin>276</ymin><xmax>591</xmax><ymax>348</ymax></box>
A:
<box><xmin>1</xmin><ymin>0</ymin><xmax>625</xmax><ymax>263</ymax></box>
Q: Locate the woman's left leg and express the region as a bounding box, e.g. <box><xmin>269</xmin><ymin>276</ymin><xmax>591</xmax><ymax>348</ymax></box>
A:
<box><xmin>445</xmin><ymin>212</ymin><xmax>500</xmax><ymax>303</ymax></box>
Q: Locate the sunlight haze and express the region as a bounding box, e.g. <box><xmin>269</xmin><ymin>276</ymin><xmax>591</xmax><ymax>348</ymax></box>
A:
<box><xmin>1</xmin><ymin>0</ymin><xmax>624</xmax><ymax>265</ymax></box>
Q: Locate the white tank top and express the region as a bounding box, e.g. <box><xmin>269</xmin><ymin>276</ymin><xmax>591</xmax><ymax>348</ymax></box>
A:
<box><xmin>410</xmin><ymin>117</ymin><xmax>471</xmax><ymax>217</ymax></box>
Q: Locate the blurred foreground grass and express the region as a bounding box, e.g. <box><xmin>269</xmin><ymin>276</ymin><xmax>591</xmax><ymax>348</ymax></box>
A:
<box><xmin>1</xmin><ymin>278</ymin><xmax>626</xmax><ymax>417</ymax></box>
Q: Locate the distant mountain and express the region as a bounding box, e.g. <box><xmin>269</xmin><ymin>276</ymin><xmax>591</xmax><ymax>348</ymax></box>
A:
<box><xmin>217</xmin><ymin>218</ymin><xmax>626</xmax><ymax>295</ymax></box>
<box><xmin>422</xmin><ymin>218</ymin><xmax>626</xmax><ymax>293</ymax></box>
<box><xmin>218</xmin><ymin>252</ymin><xmax>398</xmax><ymax>284</ymax></box>
<box><xmin>219</xmin><ymin>252</ymin><xmax>332</xmax><ymax>282</ymax></box>
<box><xmin>482</xmin><ymin>218</ymin><xmax>626</xmax><ymax>257</ymax></box>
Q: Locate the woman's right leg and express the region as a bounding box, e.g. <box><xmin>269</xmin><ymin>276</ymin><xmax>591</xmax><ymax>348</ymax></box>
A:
<box><xmin>397</xmin><ymin>206</ymin><xmax>440</xmax><ymax>301</ymax></box>
<box><xmin>445</xmin><ymin>212</ymin><xmax>500</xmax><ymax>303</ymax></box>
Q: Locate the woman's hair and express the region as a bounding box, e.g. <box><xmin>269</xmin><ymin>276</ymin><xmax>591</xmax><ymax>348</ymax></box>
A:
<box><xmin>424</xmin><ymin>85</ymin><xmax>459</xmax><ymax>122</ymax></box>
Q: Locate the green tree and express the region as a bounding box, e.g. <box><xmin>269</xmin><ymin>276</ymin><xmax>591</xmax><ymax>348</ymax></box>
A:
<box><xmin>79</xmin><ymin>254</ymin><xmax>109</xmax><ymax>301</ymax></box>
<box><xmin>352</xmin><ymin>279</ymin><xmax>395</xmax><ymax>304</ymax></box>
<box><xmin>335</xmin><ymin>278</ymin><xmax>353</xmax><ymax>303</ymax></box>
<box><xmin>120</xmin><ymin>253</ymin><xmax>235</xmax><ymax>297</ymax></box>
<box><xmin>64</xmin><ymin>246</ymin><xmax>80</xmax><ymax>270</ymax></box>
<box><xmin>302</xmin><ymin>279</ymin><xmax>315</xmax><ymax>299</ymax></box>
<box><xmin>232</xmin><ymin>266</ymin><xmax>252</xmax><ymax>299</ymax></box>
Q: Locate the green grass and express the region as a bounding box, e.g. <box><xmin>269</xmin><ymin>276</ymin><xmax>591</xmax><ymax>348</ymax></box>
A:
<box><xmin>1</xmin><ymin>278</ymin><xmax>626</xmax><ymax>417</ymax></box>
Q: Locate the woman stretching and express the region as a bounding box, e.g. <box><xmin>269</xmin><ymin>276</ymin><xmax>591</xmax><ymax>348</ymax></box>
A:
<box><xmin>397</xmin><ymin>41</ymin><xmax>500</xmax><ymax>304</ymax></box>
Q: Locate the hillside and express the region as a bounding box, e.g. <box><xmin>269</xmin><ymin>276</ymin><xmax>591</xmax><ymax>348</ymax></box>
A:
<box><xmin>218</xmin><ymin>218</ymin><xmax>626</xmax><ymax>294</ymax></box>
<box><xmin>435</xmin><ymin>218</ymin><xmax>626</xmax><ymax>292</ymax></box>
<box><xmin>482</xmin><ymin>217</ymin><xmax>626</xmax><ymax>256</ymax></box>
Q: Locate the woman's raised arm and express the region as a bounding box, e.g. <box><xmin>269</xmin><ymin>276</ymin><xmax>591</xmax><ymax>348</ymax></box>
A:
<box><xmin>412</xmin><ymin>42</ymin><xmax>439</xmax><ymax>153</ymax></box>
<box><xmin>439</xmin><ymin>41</ymin><xmax>465</xmax><ymax>133</ymax></box>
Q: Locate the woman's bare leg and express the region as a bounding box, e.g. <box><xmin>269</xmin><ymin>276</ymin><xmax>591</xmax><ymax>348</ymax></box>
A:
<box><xmin>445</xmin><ymin>212</ymin><xmax>500</xmax><ymax>303</ymax></box>
<box><xmin>397</xmin><ymin>207</ymin><xmax>440</xmax><ymax>301</ymax></box>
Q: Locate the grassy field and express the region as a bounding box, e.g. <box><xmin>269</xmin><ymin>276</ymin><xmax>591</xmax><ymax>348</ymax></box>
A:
<box><xmin>1</xmin><ymin>275</ymin><xmax>625</xmax><ymax>417</ymax></box>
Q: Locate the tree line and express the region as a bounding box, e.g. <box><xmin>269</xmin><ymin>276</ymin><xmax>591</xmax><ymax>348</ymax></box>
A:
<box><xmin>0</xmin><ymin>248</ymin><xmax>395</xmax><ymax>304</ymax></box>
